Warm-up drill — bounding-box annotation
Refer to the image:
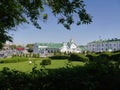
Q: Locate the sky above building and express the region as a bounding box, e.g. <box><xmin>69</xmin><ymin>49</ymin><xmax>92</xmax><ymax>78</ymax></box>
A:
<box><xmin>10</xmin><ymin>0</ymin><xmax>120</xmax><ymax>45</ymax></box>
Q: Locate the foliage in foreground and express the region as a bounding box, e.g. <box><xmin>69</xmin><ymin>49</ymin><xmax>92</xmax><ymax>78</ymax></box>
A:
<box><xmin>0</xmin><ymin>52</ymin><xmax>120</xmax><ymax>89</ymax></box>
<box><xmin>0</xmin><ymin>59</ymin><xmax>120</xmax><ymax>90</ymax></box>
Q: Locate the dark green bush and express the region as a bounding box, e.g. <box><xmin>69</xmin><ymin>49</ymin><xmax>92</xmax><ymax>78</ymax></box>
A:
<box><xmin>111</xmin><ymin>52</ymin><xmax>120</xmax><ymax>61</ymax></box>
<box><xmin>97</xmin><ymin>53</ymin><xmax>111</xmax><ymax>61</ymax></box>
<box><xmin>86</xmin><ymin>52</ymin><xmax>111</xmax><ymax>62</ymax></box>
<box><xmin>86</xmin><ymin>53</ymin><xmax>98</xmax><ymax>62</ymax></box>
<box><xmin>69</xmin><ymin>53</ymin><xmax>89</xmax><ymax>62</ymax></box>
<box><xmin>49</xmin><ymin>55</ymin><xmax>69</xmax><ymax>59</ymax></box>
<box><xmin>0</xmin><ymin>60</ymin><xmax>4</xmax><ymax>63</ymax></box>
<box><xmin>40</xmin><ymin>58</ymin><xmax>51</xmax><ymax>65</ymax></box>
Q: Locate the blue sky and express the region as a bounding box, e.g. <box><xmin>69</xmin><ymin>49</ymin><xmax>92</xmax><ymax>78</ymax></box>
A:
<box><xmin>11</xmin><ymin>0</ymin><xmax>120</xmax><ymax>45</ymax></box>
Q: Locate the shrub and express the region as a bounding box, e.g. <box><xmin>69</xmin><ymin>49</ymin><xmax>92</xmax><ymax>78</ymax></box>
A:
<box><xmin>87</xmin><ymin>53</ymin><xmax>112</xmax><ymax>66</ymax></box>
<box><xmin>40</xmin><ymin>58</ymin><xmax>51</xmax><ymax>65</ymax></box>
<box><xmin>69</xmin><ymin>53</ymin><xmax>89</xmax><ymax>62</ymax></box>
<box><xmin>111</xmin><ymin>52</ymin><xmax>120</xmax><ymax>61</ymax></box>
<box><xmin>86</xmin><ymin>53</ymin><xmax>98</xmax><ymax>62</ymax></box>
<box><xmin>97</xmin><ymin>53</ymin><xmax>111</xmax><ymax>61</ymax></box>
<box><xmin>49</xmin><ymin>55</ymin><xmax>69</xmax><ymax>60</ymax></box>
<box><xmin>0</xmin><ymin>57</ymin><xmax>28</xmax><ymax>63</ymax></box>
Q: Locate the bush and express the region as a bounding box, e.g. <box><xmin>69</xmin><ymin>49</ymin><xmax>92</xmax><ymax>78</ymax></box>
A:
<box><xmin>111</xmin><ymin>52</ymin><xmax>120</xmax><ymax>61</ymax></box>
<box><xmin>86</xmin><ymin>52</ymin><xmax>112</xmax><ymax>62</ymax></box>
<box><xmin>86</xmin><ymin>53</ymin><xmax>98</xmax><ymax>62</ymax></box>
<box><xmin>49</xmin><ymin>55</ymin><xmax>69</xmax><ymax>60</ymax></box>
<box><xmin>97</xmin><ymin>53</ymin><xmax>111</xmax><ymax>61</ymax></box>
<box><xmin>40</xmin><ymin>58</ymin><xmax>51</xmax><ymax>65</ymax></box>
<box><xmin>0</xmin><ymin>57</ymin><xmax>28</xmax><ymax>63</ymax></box>
<box><xmin>69</xmin><ymin>53</ymin><xmax>89</xmax><ymax>62</ymax></box>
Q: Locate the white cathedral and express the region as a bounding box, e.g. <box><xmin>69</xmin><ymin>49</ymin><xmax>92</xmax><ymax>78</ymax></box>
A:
<box><xmin>33</xmin><ymin>39</ymin><xmax>81</xmax><ymax>55</ymax></box>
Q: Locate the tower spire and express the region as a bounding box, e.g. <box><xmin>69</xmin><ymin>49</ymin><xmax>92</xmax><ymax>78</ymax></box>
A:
<box><xmin>70</xmin><ymin>38</ymin><xmax>74</xmax><ymax>43</ymax></box>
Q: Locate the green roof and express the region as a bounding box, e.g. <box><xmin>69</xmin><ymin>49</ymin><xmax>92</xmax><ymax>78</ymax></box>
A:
<box><xmin>37</xmin><ymin>43</ymin><xmax>63</xmax><ymax>48</ymax></box>
<box><xmin>78</xmin><ymin>46</ymin><xmax>87</xmax><ymax>51</ymax></box>
<box><xmin>88</xmin><ymin>38</ymin><xmax>120</xmax><ymax>44</ymax></box>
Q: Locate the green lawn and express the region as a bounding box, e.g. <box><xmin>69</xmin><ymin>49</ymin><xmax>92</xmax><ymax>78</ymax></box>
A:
<box><xmin>0</xmin><ymin>59</ymin><xmax>84</xmax><ymax>72</ymax></box>
<box><xmin>45</xmin><ymin>60</ymin><xmax>84</xmax><ymax>69</ymax></box>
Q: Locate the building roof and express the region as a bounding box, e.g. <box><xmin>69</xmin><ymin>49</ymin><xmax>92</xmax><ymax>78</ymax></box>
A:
<box><xmin>16</xmin><ymin>47</ymin><xmax>24</xmax><ymax>51</ymax></box>
<box><xmin>36</xmin><ymin>43</ymin><xmax>63</xmax><ymax>48</ymax></box>
<box><xmin>78</xmin><ymin>46</ymin><xmax>87</xmax><ymax>51</ymax></box>
<box><xmin>67</xmin><ymin>39</ymin><xmax>77</xmax><ymax>48</ymax></box>
<box><xmin>88</xmin><ymin>38</ymin><xmax>120</xmax><ymax>44</ymax></box>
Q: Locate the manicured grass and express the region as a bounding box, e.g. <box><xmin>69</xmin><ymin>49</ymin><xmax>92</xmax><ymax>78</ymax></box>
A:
<box><xmin>0</xmin><ymin>58</ymin><xmax>84</xmax><ymax>72</ymax></box>
<box><xmin>45</xmin><ymin>60</ymin><xmax>84</xmax><ymax>69</ymax></box>
<box><xmin>0</xmin><ymin>58</ymin><xmax>41</xmax><ymax>72</ymax></box>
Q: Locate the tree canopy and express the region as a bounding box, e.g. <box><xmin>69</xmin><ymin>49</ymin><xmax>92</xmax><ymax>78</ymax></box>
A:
<box><xmin>26</xmin><ymin>44</ymin><xmax>34</xmax><ymax>53</ymax></box>
<box><xmin>0</xmin><ymin>0</ymin><xmax>92</xmax><ymax>49</ymax></box>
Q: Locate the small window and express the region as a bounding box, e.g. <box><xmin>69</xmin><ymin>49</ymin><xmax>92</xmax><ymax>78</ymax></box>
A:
<box><xmin>102</xmin><ymin>44</ymin><xmax>104</xmax><ymax>47</ymax></box>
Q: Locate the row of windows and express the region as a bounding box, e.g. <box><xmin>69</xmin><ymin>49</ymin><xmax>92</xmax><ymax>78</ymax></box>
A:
<box><xmin>89</xmin><ymin>48</ymin><xmax>118</xmax><ymax>51</ymax></box>
<box><xmin>88</xmin><ymin>44</ymin><xmax>120</xmax><ymax>47</ymax></box>
<box><xmin>38</xmin><ymin>48</ymin><xmax>59</xmax><ymax>54</ymax></box>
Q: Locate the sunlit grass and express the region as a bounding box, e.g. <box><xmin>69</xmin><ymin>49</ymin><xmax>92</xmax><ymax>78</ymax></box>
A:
<box><xmin>0</xmin><ymin>58</ymin><xmax>85</xmax><ymax>72</ymax></box>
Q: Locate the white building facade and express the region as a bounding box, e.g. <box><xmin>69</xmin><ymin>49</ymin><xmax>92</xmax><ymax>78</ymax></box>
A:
<box><xmin>87</xmin><ymin>38</ymin><xmax>120</xmax><ymax>52</ymax></box>
<box><xmin>33</xmin><ymin>39</ymin><xmax>81</xmax><ymax>55</ymax></box>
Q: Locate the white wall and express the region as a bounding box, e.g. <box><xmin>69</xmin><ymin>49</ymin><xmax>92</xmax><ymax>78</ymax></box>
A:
<box><xmin>87</xmin><ymin>41</ymin><xmax>120</xmax><ymax>52</ymax></box>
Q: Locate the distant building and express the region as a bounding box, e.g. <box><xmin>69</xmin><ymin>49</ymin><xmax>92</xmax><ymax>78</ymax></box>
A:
<box><xmin>87</xmin><ymin>38</ymin><xmax>120</xmax><ymax>52</ymax></box>
<box><xmin>33</xmin><ymin>39</ymin><xmax>81</xmax><ymax>55</ymax></box>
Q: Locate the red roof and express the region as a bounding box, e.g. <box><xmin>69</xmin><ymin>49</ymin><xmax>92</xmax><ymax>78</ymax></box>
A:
<box><xmin>16</xmin><ymin>47</ymin><xmax>24</xmax><ymax>51</ymax></box>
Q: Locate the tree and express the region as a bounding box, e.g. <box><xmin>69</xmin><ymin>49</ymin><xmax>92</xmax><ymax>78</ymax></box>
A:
<box><xmin>0</xmin><ymin>0</ymin><xmax>92</xmax><ymax>49</ymax></box>
<box><xmin>9</xmin><ymin>44</ymin><xmax>17</xmax><ymax>50</ymax></box>
<box><xmin>26</xmin><ymin>44</ymin><xmax>34</xmax><ymax>53</ymax></box>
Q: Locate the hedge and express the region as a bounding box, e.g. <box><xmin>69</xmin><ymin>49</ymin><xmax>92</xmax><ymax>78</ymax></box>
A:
<box><xmin>49</xmin><ymin>55</ymin><xmax>69</xmax><ymax>60</ymax></box>
<box><xmin>69</xmin><ymin>53</ymin><xmax>89</xmax><ymax>62</ymax></box>
<box><xmin>111</xmin><ymin>52</ymin><xmax>120</xmax><ymax>61</ymax></box>
<box><xmin>86</xmin><ymin>53</ymin><xmax>98</xmax><ymax>62</ymax></box>
<box><xmin>0</xmin><ymin>57</ymin><xmax>28</xmax><ymax>63</ymax></box>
